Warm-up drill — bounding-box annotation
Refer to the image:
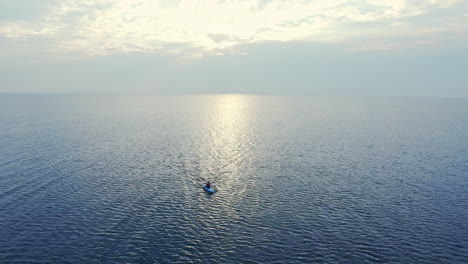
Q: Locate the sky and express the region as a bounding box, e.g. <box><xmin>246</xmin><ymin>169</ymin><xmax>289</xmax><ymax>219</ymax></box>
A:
<box><xmin>0</xmin><ymin>0</ymin><xmax>467</xmax><ymax>97</ymax></box>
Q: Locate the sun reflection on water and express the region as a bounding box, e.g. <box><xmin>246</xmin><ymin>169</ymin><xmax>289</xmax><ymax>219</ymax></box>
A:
<box><xmin>193</xmin><ymin>94</ymin><xmax>259</xmax><ymax>199</ymax></box>
<box><xmin>195</xmin><ymin>94</ymin><xmax>260</xmax><ymax>239</ymax></box>
<box><xmin>205</xmin><ymin>94</ymin><xmax>253</xmax><ymax>179</ymax></box>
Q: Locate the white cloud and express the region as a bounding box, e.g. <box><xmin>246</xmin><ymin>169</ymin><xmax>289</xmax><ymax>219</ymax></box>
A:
<box><xmin>0</xmin><ymin>22</ymin><xmax>59</xmax><ymax>39</ymax></box>
<box><xmin>0</xmin><ymin>0</ymin><xmax>466</xmax><ymax>57</ymax></box>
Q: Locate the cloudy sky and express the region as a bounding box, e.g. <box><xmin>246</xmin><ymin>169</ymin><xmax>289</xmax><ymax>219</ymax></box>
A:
<box><xmin>1</xmin><ymin>0</ymin><xmax>467</xmax><ymax>96</ymax></box>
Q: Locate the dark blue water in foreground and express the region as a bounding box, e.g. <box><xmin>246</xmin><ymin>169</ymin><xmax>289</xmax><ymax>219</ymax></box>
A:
<box><xmin>0</xmin><ymin>94</ymin><xmax>467</xmax><ymax>263</ymax></box>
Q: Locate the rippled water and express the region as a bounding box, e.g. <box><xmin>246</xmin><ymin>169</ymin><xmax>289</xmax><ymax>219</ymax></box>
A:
<box><xmin>0</xmin><ymin>94</ymin><xmax>467</xmax><ymax>263</ymax></box>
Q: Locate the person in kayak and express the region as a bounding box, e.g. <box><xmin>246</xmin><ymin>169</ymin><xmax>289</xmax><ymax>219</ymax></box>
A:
<box><xmin>205</xmin><ymin>182</ymin><xmax>211</xmax><ymax>188</ymax></box>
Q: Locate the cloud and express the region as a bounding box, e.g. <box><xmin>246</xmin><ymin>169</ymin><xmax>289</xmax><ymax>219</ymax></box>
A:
<box><xmin>0</xmin><ymin>0</ymin><xmax>466</xmax><ymax>57</ymax></box>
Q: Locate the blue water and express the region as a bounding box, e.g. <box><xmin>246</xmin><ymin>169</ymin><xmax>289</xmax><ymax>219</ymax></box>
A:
<box><xmin>0</xmin><ymin>94</ymin><xmax>467</xmax><ymax>263</ymax></box>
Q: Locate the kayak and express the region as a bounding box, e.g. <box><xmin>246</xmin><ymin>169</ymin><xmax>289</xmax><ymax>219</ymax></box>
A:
<box><xmin>203</xmin><ymin>186</ymin><xmax>215</xmax><ymax>194</ymax></box>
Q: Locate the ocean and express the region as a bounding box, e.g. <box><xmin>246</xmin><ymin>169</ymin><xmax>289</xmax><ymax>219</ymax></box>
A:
<box><xmin>0</xmin><ymin>94</ymin><xmax>467</xmax><ymax>263</ymax></box>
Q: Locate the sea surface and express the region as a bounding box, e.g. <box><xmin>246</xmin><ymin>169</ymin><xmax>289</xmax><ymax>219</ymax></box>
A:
<box><xmin>0</xmin><ymin>94</ymin><xmax>467</xmax><ymax>263</ymax></box>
